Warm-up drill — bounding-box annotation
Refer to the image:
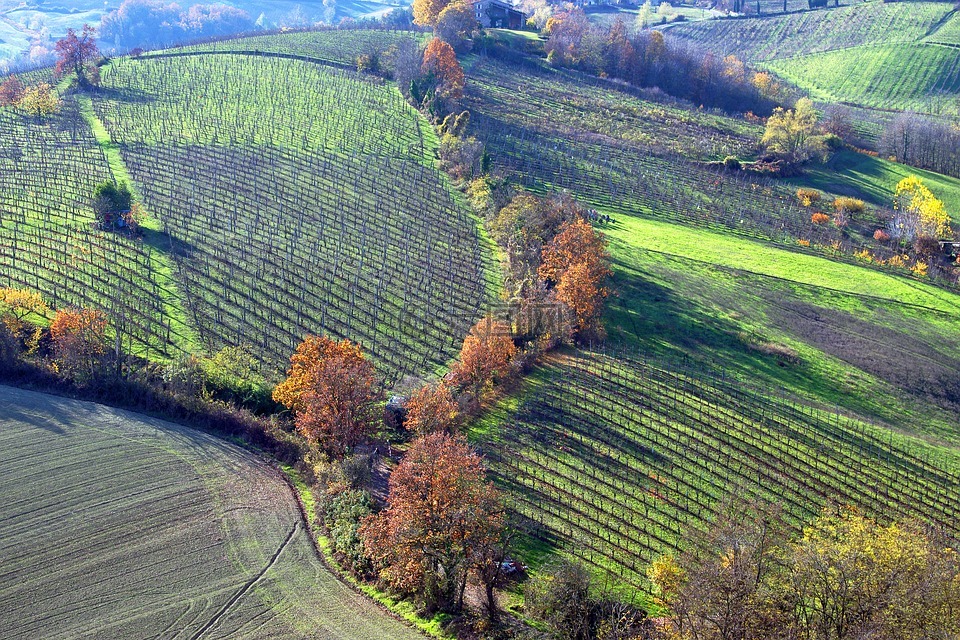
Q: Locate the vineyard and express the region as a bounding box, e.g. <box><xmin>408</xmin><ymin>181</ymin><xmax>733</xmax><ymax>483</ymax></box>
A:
<box><xmin>664</xmin><ymin>1</ymin><xmax>953</xmax><ymax>62</ymax></box>
<box><xmin>470</xmin><ymin>350</ymin><xmax>960</xmax><ymax>597</ymax></box>
<box><xmin>766</xmin><ymin>43</ymin><xmax>960</xmax><ymax>113</ymax></box>
<box><xmin>173</xmin><ymin>28</ymin><xmax>427</xmax><ymax>67</ymax></box>
<box><xmin>0</xmin><ymin>385</ymin><xmax>423</xmax><ymax>639</ymax></box>
<box><xmin>464</xmin><ymin>57</ymin><xmax>900</xmax><ymax>249</ymax></box>
<box><xmin>0</xmin><ymin>93</ymin><xmax>189</xmax><ymax>359</ymax></box>
<box><xmin>74</xmin><ymin>50</ymin><xmax>491</xmax><ymax>380</ymax></box>
<box><xmin>925</xmin><ymin>10</ymin><xmax>960</xmax><ymax>45</ymax></box>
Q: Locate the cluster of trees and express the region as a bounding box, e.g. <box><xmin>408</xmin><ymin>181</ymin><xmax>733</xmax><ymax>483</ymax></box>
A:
<box><xmin>648</xmin><ymin>501</ymin><xmax>960</xmax><ymax>640</ymax></box>
<box><xmin>480</xmin><ymin>189</ymin><xmax>613</xmax><ymax>343</ymax></box>
<box><xmin>881</xmin><ymin>112</ymin><xmax>960</xmax><ymax>180</ymax></box>
<box><xmin>0</xmin><ymin>76</ymin><xmax>60</xmax><ymax>116</ymax></box>
<box><xmin>542</xmin><ymin>11</ymin><xmax>781</xmax><ymax>114</ymax></box>
<box><xmin>99</xmin><ymin>0</ymin><xmax>254</xmax><ymax>51</ymax></box>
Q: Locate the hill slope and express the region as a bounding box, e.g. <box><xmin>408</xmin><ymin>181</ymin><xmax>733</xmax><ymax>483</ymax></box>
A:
<box><xmin>0</xmin><ymin>385</ymin><xmax>422</xmax><ymax>639</ymax></box>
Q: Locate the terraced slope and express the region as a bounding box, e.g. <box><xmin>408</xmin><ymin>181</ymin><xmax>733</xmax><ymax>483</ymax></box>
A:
<box><xmin>664</xmin><ymin>1</ymin><xmax>952</xmax><ymax>61</ymax></box>
<box><xmin>0</xmin><ymin>385</ymin><xmax>422</xmax><ymax>640</ymax></box>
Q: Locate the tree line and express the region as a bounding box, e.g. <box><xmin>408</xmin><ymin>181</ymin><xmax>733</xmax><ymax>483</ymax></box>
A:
<box><xmin>881</xmin><ymin>112</ymin><xmax>960</xmax><ymax>180</ymax></box>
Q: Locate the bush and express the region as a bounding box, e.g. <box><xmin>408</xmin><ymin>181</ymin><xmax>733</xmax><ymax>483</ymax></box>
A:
<box><xmin>323</xmin><ymin>488</ymin><xmax>375</xmax><ymax>576</ymax></box>
<box><xmin>811</xmin><ymin>212</ymin><xmax>830</xmax><ymax>225</ymax></box>
<box><xmin>796</xmin><ymin>188</ymin><xmax>821</xmax><ymax>207</ymax></box>
<box><xmin>723</xmin><ymin>155</ymin><xmax>741</xmax><ymax>171</ymax></box>
<box><xmin>833</xmin><ymin>196</ymin><xmax>865</xmax><ymax>214</ymax></box>
<box><xmin>874</xmin><ymin>229</ymin><xmax>891</xmax><ymax>242</ymax></box>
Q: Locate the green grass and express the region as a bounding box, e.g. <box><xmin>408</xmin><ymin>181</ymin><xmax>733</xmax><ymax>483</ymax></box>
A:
<box><xmin>76</xmin><ymin>91</ymin><xmax>202</xmax><ymax>356</ymax></box>
<box><xmin>0</xmin><ymin>385</ymin><xmax>424</xmax><ymax>638</ymax></box>
<box><xmin>601</xmin><ymin>214</ymin><xmax>960</xmax><ymax>442</ymax></box>
<box><xmin>925</xmin><ymin>9</ymin><xmax>960</xmax><ymax>45</ymax></box>
<box><xmin>766</xmin><ymin>43</ymin><xmax>960</xmax><ymax>113</ymax></box>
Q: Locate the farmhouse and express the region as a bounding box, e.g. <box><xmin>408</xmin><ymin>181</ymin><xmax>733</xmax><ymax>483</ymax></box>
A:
<box><xmin>474</xmin><ymin>0</ymin><xmax>526</xmax><ymax>29</ymax></box>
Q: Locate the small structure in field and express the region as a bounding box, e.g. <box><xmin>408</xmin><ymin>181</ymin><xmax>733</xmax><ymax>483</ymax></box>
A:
<box><xmin>474</xmin><ymin>0</ymin><xmax>526</xmax><ymax>29</ymax></box>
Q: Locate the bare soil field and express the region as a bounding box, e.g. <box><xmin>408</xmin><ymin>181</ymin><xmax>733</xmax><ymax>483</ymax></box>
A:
<box><xmin>0</xmin><ymin>385</ymin><xmax>422</xmax><ymax>640</ymax></box>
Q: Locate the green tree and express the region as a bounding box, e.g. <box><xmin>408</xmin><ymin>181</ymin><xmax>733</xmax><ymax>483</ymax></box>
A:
<box><xmin>761</xmin><ymin>97</ymin><xmax>822</xmax><ymax>166</ymax></box>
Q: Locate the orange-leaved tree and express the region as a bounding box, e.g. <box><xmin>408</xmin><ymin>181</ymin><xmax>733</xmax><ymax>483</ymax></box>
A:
<box><xmin>450</xmin><ymin>318</ymin><xmax>517</xmax><ymax>401</ymax></box>
<box><xmin>422</xmin><ymin>38</ymin><xmax>465</xmax><ymax>100</ymax></box>
<box><xmin>273</xmin><ymin>335</ymin><xmax>379</xmax><ymax>458</ymax></box>
<box><xmin>359</xmin><ymin>431</ymin><xmax>504</xmax><ymax>613</ymax></box>
<box><xmin>538</xmin><ymin>218</ymin><xmax>612</xmax><ymax>335</ymax></box>
<box><xmin>404</xmin><ymin>382</ymin><xmax>459</xmax><ymax>435</ymax></box>
<box><xmin>413</xmin><ymin>0</ymin><xmax>453</xmax><ymax>27</ymax></box>
<box><xmin>50</xmin><ymin>307</ymin><xmax>108</xmax><ymax>379</ymax></box>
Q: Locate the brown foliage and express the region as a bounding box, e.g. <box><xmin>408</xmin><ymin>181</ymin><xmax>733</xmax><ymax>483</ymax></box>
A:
<box><xmin>359</xmin><ymin>432</ymin><xmax>503</xmax><ymax>612</ymax></box>
<box><xmin>50</xmin><ymin>307</ymin><xmax>108</xmax><ymax>379</ymax></box>
<box><xmin>539</xmin><ymin>218</ymin><xmax>612</xmax><ymax>335</ymax></box>
<box><xmin>404</xmin><ymin>382</ymin><xmax>459</xmax><ymax>435</ymax></box>
<box><xmin>0</xmin><ymin>75</ymin><xmax>23</xmax><ymax>107</ymax></box>
<box><xmin>273</xmin><ymin>335</ymin><xmax>379</xmax><ymax>458</ymax></box>
<box><xmin>810</xmin><ymin>212</ymin><xmax>830</xmax><ymax>225</ymax></box>
<box><xmin>422</xmin><ymin>38</ymin><xmax>465</xmax><ymax>99</ymax></box>
<box><xmin>451</xmin><ymin>318</ymin><xmax>517</xmax><ymax>400</ymax></box>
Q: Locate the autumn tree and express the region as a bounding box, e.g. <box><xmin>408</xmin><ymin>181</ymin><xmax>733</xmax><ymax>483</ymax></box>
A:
<box><xmin>892</xmin><ymin>175</ymin><xmax>952</xmax><ymax>241</ymax></box>
<box><xmin>421</xmin><ymin>38</ymin><xmax>465</xmax><ymax>100</ymax></box>
<box><xmin>539</xmin><ymin>218</ymin><xmax>612</xmax><ymax>336</ymax></box>
<box><xmin>16</xmin><ymin>83</ymin><xmax>60</xmax><ymax>117</ymax></box>
<box><xmin>359</xmin><ymin>432</ymin><xmax>504</xmax><ymax>612</ymax></box>
<box><xmin>0</xmin><ymin>75</ymin><xmax>23</xmax><ymax>107</ymax></box>
<box><xmin>404</xmin><ymin>382</ymin><xmax>459</xmax><ymax>435</ymax></box>
<box><xmin>761</xmin><ymin>97</ymin><xmax>823</xmax><ymax>167</ymax></box>
<box><xmin>50</xmin><ymin>307</ymin><xmax>108</xmax><ymax>380</ymax></box>
<box><xmin>55</xmin><ymin>25</ymin><xmax>100</xmax><ymax>87</ymax></box>
<box><xmin>649</xmin><ymin>497</ymin><xmax>791</xmax><ymax>640</ymax></box>
<box><xmin>412</xmin><ymin>0</ymin><xmax>450</xmax><ymax>26</ymax></box>
<box><xmin>789</xmin><ymin>508</ymin><xmax>960</xmax><ymax>640</ymax></box>
<box><xmin>450</xmin><ymin>317</ymin><xmax>517</xmax><ymax>401</ymax></box>
<box><xmin>273</xmin><ymin>335</ymin><xmax>379</xmax><ymax>458</ymax></box>
<box><xmin>435</xmin><ymin>0</ymin><xmax>478</xmax><ymax>52</ymax></box>
<box><xmin>0</xmin><ymin>288</ymin><xmax>48</xmax><ymax>352</ymax></box>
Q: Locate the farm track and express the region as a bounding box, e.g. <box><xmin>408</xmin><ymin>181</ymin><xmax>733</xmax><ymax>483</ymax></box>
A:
<box><xmin>0</xmin><ymin>386</ymin><xmax>424</xmax><ymax>639</ymax></box>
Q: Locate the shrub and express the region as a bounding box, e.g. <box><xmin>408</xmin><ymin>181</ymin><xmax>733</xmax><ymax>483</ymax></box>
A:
<box><xmin>874</xmin><ymin>229</ymin><xmax>891</xmax><ymax>242</ymax></box>
<box><xmin>854</xmin><ymin>248</ymin><xmax>874</xmax><ymax>263</ymax></box>
<box><xmin>811</xmin><ymin>212</ymin><xmax>830</xmax><ymax>225</ymax></box>
<box><xmin>834</xmin><ymin>197</ymin><xmax>865</xmax><ymax>215</ymax></box>
<box><xmin>323</xmin><ymin>489</ymin><xmax>374</xmax><ymax>576</ymax></box>
<box><xmin>796</xmin><ymin>188</ymin><xmax>821</xmax><ymax>207</ymax></box>
<box><xmin>796</xmin><ymin>238</ymin><xmax>811</xmax><ymax>247</ymax></box>
<box><xmin>887</xmin><ymin>254</ymin><xmax>908</xmax><ymax>268</ymax></box>
<box><xmin>912</xmin><ymin>261</ymin><xmax>929</xmax><ymax>277</ymax></box>
<box><xmin>723</xmin><ymin>155</ymin><xmax>741</xmax><ymax>171</ymax></box>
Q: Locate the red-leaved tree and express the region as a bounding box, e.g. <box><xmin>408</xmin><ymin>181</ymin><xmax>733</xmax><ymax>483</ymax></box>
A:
<box><xmin>55</xmin><ymin>25</ymin><xmax>100</xmax><ymax>87</ymax></box>
<box><xmin>360</xmin><ymin>432</ymin><xmax>504</xmax><ymax>613</ymax></box>
<box><xmin>0</xmin><ymin>75</ymin><xmax>23</xmax><ymax>107</ymax></box>
<box><xmin>50</xmin><ymin>307</ymin><xmax>108</xmax><ymax>379</ymax></box>
<box><xmin>450</xmin><ymin>318</ymin><xmax>517</xmax><ymax>401</ymax></box>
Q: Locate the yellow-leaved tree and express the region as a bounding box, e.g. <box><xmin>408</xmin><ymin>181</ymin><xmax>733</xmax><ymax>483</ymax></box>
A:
<box><xmin>893</xmin><ymin>175</ymin><xmax>952</xmax><ymax>240</ymax></box>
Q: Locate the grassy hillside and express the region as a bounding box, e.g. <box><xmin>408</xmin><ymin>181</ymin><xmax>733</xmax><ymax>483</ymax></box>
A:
<box><xmin>664</xmin><ymin>1</ymin><xmax>952</xmax><ymax>61</ymax></box>
<box><xmin>0</xmin><ymin>385</ymin><xmax>422</xmax><ymax>639</ymax></box>
<box><xmin>925</xmin><ymin>9</ymin><xmax>960</xmax><ymax>44</ymax></box>
<box><xmin>464</xmin><ymin>44</ymin><xmax>960</xmax><ymax>596</ymax></box>
<box><xmin>766</xmin><ymin>43</ymin><xmax>960</xmax><ymax>112</ymax></box>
